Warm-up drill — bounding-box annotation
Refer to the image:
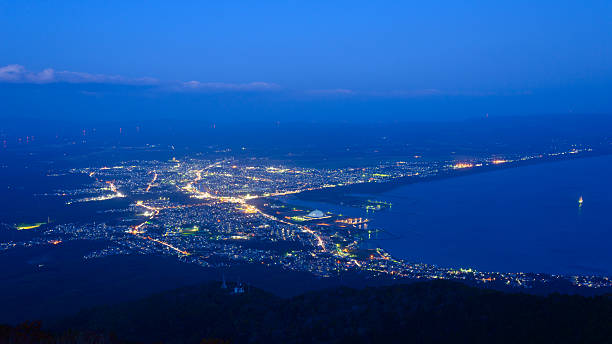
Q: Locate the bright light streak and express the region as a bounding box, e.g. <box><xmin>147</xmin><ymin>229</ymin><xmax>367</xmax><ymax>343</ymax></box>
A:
<box><xmin>453</xmin><ymin>163</ymin><xmax>473</xmax><ymax>169</ymax></box>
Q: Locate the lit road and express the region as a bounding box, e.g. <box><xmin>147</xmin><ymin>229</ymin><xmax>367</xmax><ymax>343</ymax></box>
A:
<box><xmin>130</xmin><ymin>201</ymin><xmax>191</xmax><ymax>256</ymax></box>
<box><xmin>181</xmin><ymin>165</ymin><xmax>329</xmax><ymax>252</ymax></box>
<box><xmin>145</xmin><ymin>171</ymin><xmax>158</xmax><ymax>192</ymax></box>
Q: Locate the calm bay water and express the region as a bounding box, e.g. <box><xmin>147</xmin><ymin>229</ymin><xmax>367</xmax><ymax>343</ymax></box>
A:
<box><xmin>292</xmin><ymin>155</ymin><xmax>612</xmax><ymax>276</ymax></box>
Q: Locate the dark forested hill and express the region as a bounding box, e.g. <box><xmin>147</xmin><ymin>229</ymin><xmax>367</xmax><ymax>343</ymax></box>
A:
<box><xmin>35</xmin><ymin>280</ymin><xmax>610</xmax><ymax>344</ymax></box>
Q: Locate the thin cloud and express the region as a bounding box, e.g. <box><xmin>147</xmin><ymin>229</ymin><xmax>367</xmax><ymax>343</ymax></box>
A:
<box><xmin>306</xmin><ymin>88</ymin><xmax>355</xmax><ymax>95</ymax></box>
<box><xmin>365</xmin><ymin>89</ymin><xmax>443</xmax><ymax>98</ymax></box>
<box><xmin>397</xmin><ymin>88</ymin><xmax>442</xmax><ymax>97</ymax></box>
<box><xmin>0</xmin><ymin>64</ymin><xmax>55</xmax><ymax>83</ymax></box>
<box><xmin>1</xmin><ymin>65</ymin><xmax>515</xmax><ymax>97</ymax></box>
<box><xmin>179</xmin><ymin>80</ymin><xmax>280</xmax><ymax>91</ymax></box>
<box><xmin>0</xmin><ymin>64</ymin><xmax>159</xmax><ymax>85</ymax></box>
<box><xmin>0</xmin><ymin>65</ymin><xmax>279</xmax><ymax>92</ymax></box>
<box><xmin>55</xmin><ymin>70</ymin><xmax>159</xmax><ymax>85</ymax></box>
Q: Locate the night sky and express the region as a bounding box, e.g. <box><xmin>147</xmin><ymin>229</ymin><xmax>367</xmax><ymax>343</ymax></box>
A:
<box><xmin>1</xmin><ymin>1</ymin><xmax>611</xmax><ymax>122</ymax></box>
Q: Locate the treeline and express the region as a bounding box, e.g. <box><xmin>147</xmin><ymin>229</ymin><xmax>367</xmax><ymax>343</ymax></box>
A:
<box><xmin>0</xmin><ymin>321</ymin><xmax>121</xmax><ymax>344</ymax></box>
<box><xmin>5</xmin><ymin>280</ymin><xmax>612</xmax><ymax>343</ymax></box>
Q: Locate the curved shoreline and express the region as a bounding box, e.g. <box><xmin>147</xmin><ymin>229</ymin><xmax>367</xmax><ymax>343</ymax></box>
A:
<box><xmin>289</xmin><ymin>150</ymin><xmax>612</xmax><ymax>279</ymax></box>
<box><xmin>296</xmin><ymin>149</ymin><xmax>612</xmax><ymax>202</ymax></box>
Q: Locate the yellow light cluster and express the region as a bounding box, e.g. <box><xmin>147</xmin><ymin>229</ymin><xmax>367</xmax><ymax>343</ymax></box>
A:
<box><xmin>240</xmin><ymin>204</ymin><xmax>259</xmax><ymax>214</ymax></box>
<box><xmin>453</xmin><ymin>163</ymin><xmax>473</xmax><ymax>169</ymax></box>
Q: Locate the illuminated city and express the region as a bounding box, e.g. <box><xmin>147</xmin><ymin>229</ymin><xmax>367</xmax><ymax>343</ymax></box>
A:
<box><xmin>2</xmin><ymin>144</ymin><xmax>609</xmax><ymax>290</ymax></box>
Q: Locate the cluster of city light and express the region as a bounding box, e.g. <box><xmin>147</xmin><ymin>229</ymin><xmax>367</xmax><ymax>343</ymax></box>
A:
<box><xmin>238</xmin><ymin>204</ymin><xmax>259</xmax><ymax>214</ymax></box>
<box><xmin>18</xmin><ymin>147</ymin><xmax>609</xmax><ymax>290</ymax></box>
<box><xmin>453</xmin><ymin>163</ymin><xmax>474</xmax><ymax>169</ymax></box>
<box><xmin>178</xmin><ymin>166</ymin><xmax>329</xmax><ymax>251</ymax></box>
<box><xmin>491</xmin><ymin>159</ymin><xmax>508</xmax><ymax>165</ymax></box>
<box><xmin>336</xmin><ymin>218</ymin><xmax>369</xmax><ymax>225</ymax></box>
<box><xmin>66</xmin><ymin>180</ymin><xmax>126</xmax><ymax>204</ymax></box>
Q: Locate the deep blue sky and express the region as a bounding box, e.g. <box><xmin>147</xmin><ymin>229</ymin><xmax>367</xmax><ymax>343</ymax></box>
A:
<box><xmin>1</xmin><ymin>1</ymin><xmax>612</xmax><ymax>122</ymax></box>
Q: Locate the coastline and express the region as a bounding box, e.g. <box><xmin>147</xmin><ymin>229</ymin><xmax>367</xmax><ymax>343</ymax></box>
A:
<box><xmin>285</xmin><ymin>150</ymin><xmax>612</xmax><ymax>280</ymax></box>
<box><xmin>294</xmin><ymin>148</ymin><xmax>612</xmax><ymax>203</ymax></box>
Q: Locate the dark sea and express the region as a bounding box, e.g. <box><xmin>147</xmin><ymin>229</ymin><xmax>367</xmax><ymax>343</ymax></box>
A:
<box><xmin>290</xmin><ymin>155</ymin><xmax>612</xmax><ymax>276</ymax></box>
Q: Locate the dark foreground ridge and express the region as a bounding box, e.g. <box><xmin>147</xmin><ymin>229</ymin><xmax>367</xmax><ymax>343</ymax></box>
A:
<box><xmin>3</xmin><ymin>280</ymin><xmax>611</xmax><ymax>344</ymax></box>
